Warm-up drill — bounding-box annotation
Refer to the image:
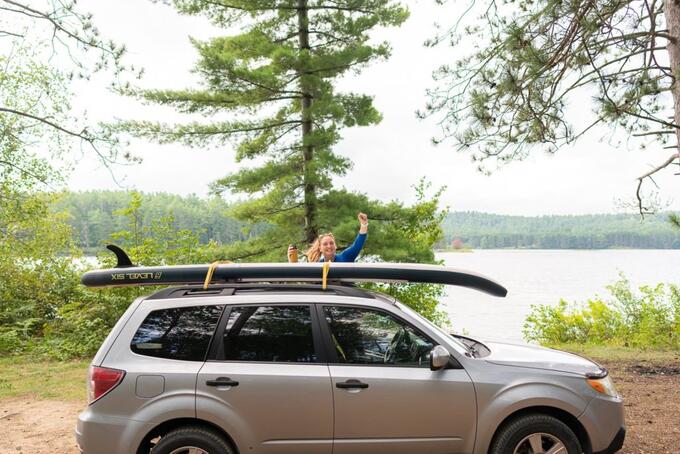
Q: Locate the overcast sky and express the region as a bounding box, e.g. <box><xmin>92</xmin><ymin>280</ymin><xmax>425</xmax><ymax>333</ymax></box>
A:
<box><xmin>67</xmin><ymin>0</ymin><xmax>680</xmax><ymax>216</ymax></box>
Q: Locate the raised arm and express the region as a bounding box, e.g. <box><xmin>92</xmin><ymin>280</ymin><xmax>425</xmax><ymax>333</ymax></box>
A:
<box><xmin>358</xmin><ymin>212</ymin><xmax>368</xmax><ymax>234</ymax></box>
<box><xmin>335</xmin><ymin>213</ymin><xmax>368</xmax><ymax>262</ymax></box>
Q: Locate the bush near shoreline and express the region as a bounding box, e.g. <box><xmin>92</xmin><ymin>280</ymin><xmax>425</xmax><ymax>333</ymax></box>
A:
<box><xmin>525</xmin><ymin>276</ymin><xmax>680</xmax><ymax>350</ymax></box>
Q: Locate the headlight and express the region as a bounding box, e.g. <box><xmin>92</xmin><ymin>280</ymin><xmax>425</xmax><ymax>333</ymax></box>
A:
<box><xmin>586</xmin><ymin>374</ymin><xmax>619</xmax><ymax>398</ymax></box>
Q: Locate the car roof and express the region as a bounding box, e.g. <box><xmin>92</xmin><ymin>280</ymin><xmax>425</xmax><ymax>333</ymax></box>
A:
<box><xmin>139</xmin><ymin>286</ymin><xmax>398</xmax><ymax>311</ymax></box>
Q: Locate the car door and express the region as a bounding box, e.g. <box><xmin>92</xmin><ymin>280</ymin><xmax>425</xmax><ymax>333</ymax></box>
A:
<box><xmin>321</xmin><ymin>304</ymin><xmax>477</xmax><ymax>454</ymax></box>
<box><xmin>196</xmin><ymin>304</ymin><xmax>333</xmax><ymax>454</ymax></box>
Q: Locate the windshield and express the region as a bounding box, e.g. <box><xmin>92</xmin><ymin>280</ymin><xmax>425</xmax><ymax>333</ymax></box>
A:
<box><xmin>394</xmin><ymin>301</ymin><xmax>469</xmax><ymax>356</ymax></box>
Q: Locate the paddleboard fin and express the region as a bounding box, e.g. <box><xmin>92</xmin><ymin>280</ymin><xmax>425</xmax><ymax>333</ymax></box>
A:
<box><xmin>106</xmin><ymin>244</ymin><xmax>135</xmax><ymax>268</ymax></box>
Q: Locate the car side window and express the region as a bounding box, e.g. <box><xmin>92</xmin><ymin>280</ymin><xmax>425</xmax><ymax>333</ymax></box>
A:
<box><xmin>221</xmin><ymin>305</ymin><xmax>317</xmax><ymax>363</ymax></box>
<box><xmin>131</xmin><ymin>305</ymin><xmax>223</xmax><ymax>361</ymax></box>
<box><xmin>323</xmin><ymin>306</ymin><xmax>434</xmax><ymax>367</ymax></box>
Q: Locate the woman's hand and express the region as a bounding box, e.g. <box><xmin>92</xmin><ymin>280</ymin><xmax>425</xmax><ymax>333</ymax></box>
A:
<box><xmin>287</xmin><ymin>244</ymin><xmax>298</xmax><ymax>262</ymax></box>
<box><xmin>358</xmin><ymin>212</ymin><xmax>368</xmax><ymax>234</ymax></box>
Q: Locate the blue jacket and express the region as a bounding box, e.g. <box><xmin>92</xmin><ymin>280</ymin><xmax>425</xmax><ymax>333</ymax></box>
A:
<box><xmin>320</xmin><ymin>233</ymin><xmax>367</xmax><ymax>262</ymax></box>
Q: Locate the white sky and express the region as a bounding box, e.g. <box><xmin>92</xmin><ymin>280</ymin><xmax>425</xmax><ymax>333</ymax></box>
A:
<box><xmin>65</xmin><ymin>0</ymin><xmax>680</xmax><ymax>216</ymax></box>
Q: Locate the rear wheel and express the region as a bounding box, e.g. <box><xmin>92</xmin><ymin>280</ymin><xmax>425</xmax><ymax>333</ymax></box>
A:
<box><xmin>150</xmin><ymin>426</ymin><xmax>234</xmax><ymax>454</ymax></box>
<box><xmin>490</xmin><ymin>414</ymin><xmax>581</xmax><ymax>454</ymax></box>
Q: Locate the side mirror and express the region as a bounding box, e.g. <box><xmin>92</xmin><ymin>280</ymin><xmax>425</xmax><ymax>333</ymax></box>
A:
<box><xmin>430</xmin><ymin>345</ymin><xmax>450</xmax><ymax>371</ymax></box>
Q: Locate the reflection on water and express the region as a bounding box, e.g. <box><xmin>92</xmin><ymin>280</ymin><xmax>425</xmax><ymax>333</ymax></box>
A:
<box><xmin>437</xmin><ymin>250</ymin><xmax>680</xmax><ymax>343</ymax></box>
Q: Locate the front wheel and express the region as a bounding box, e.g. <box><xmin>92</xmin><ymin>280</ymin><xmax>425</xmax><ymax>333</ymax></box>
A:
<box><xmin>150</xmin><ymin>426</ymin><xmax>234</xmax><ymax>454</ymax></box>
<box><xmin>490</xmin><ymin>414</ymin><xmax>581</xmax><ymax>454</ymax></box>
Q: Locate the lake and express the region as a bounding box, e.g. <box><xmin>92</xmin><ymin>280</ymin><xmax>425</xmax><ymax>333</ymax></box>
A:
<box><xmin>436</xmin><ymin>250</ymin><xmax>680</xmax><ymax>342</ymax></box>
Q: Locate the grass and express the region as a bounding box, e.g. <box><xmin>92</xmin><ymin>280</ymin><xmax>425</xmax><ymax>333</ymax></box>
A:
<box><xmin>0</xmin><ymin>356</ymin><xmax>89</xmax><ymax>401</ymax></box>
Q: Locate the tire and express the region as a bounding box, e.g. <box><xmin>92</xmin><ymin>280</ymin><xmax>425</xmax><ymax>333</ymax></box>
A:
<box><xmin>490</xmin><ymin>413</ymin><xmax>581</xmax><ymax>454</ymax></box>
<box><xmin>150</xmin><ymin>426</ymin><xmax>234</xmax><ymax>454</ymax></box>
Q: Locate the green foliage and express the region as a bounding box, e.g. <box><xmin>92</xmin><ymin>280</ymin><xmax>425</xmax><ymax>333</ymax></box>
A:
<box><xmin>36</xmin><ymin>287</ymin><xmax>132</xmax><ymax>360</ymax></box>
<box><xmin>0</xmin><ymin>39</ymin><xmax>129</xmax><ymax>358</ymax></box>
<box><xmin>41</xmin><ymin>192</ymin><xmax>230</xmax><ymax>358</ymax></box>
<box><xmin>0</xmin><ymin>195</ymin><xmax>94</xmax><ymax>358</ymax></box>
<box><xmin>0</xmin><ymin>191</ymin><xmax>231</xmax><ymax>360</ymax></box>
<box><xmin>104</xmin><ymin>191</ymin><xmax>221</xmax><ymax>266</ymax></box>
<box><xmin>0</xmin><ymin>50</ymin><xmax>68</xmax><ymax>187</ymax></box>
<box><xmin>0</xmin><ymin>188</ymin><xmax>131</xmax><ymax>359</ymax></box>
<box><xmin>524</xmin><ymin>276</ymin><xmax>680</xmax><ymax>350</ymax></box>
<box><xmin>0</xmin><ymin>44</ymin><xmax>79</xmax><ymax>358</ymax></box>
<box><xmin>0</xmin><ymin>330</ymin><xmax>21</xmax><ymax>355</ymax></box>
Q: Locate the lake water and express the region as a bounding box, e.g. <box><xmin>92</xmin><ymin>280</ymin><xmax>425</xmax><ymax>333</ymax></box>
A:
<box><xmin>436</xmin><ymin>250</ymin><xmax>680</xmax><ymax>342</ymax></box>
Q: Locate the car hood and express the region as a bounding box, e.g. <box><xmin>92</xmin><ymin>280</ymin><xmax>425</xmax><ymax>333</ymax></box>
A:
<box><xmin>482</xmin><ymin>340</ymin><xmax>606</xmax><ymax>377</ymax></box>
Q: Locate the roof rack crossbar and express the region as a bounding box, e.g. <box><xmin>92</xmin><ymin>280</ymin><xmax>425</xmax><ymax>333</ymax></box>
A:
<box><xmin>144</xmin><ymin>283</ymin><xmax>374</xmax><ymax>300</ymax></box>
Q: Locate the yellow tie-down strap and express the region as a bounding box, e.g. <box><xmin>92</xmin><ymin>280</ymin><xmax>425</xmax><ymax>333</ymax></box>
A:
<box><xmin>322</xmin><ymin>261</ymin><xmax>330</xmax><ymax>290</ymax></box>
<box><xmin>203</xmin><ymin>260</ymin><xmax>233</xmax><ymax>289</ymax></box>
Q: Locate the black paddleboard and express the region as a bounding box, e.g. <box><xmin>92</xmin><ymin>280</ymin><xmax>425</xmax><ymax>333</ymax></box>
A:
<box><xmin>81</xmin><ymin>262</ymin><xmax>508</xmax><ymax>297</ymax></box>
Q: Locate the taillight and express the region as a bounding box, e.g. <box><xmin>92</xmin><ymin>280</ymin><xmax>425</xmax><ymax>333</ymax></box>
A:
<box><xmin>88</xmin><ymin>365</ymin><xmax>125</xmax><ymax>404</ymax></box>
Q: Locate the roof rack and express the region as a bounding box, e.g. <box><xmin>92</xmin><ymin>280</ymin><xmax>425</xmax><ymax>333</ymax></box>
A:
<box><xmin>145</xmin><ymin>283</ymin><xmax>376</xmax><ymax>300</ymax></box>
<box><xmin>82</xmin><ymin>246</ymin><xmax>508</xmax><ymax>297</ymax></box>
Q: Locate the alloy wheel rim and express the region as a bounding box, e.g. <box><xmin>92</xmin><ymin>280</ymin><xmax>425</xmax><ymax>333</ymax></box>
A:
<box><xmin>168</xmin><ymin>447</ymin><xmax>209</xmax><ymax>454</ymax></box>
<box><xmin>513</xmin><ymin>432</ymin><xmax>567</xmax><ymax>454</ymax></box>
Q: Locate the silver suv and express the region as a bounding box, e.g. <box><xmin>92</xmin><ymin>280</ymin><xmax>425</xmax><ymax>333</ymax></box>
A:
<box><xmin>76</xmin><ymin>262</ymin><xmax>624</xmax><ymax>454</ymax></box>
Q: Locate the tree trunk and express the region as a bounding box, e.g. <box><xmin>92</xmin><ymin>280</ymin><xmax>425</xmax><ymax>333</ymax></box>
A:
<box><xmin>297</xmin><ymin>0</ymin><xmax>318</xmax><ymax>244</ymax></box>
<box><xmin>665</xmin><ymin>0</ymin><xmax>680</xmax><ymax>154</ymax></box>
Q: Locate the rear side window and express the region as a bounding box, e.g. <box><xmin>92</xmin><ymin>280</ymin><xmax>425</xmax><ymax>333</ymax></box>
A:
<box><xmin>221</xmin><ymin>305</ymin><xmax>316</xmax><ymax>362</ymax></box>
<box><xmin>131</xmin><ymin>305</ymin><xmax>223</xmax><ymax>361</ymax></box>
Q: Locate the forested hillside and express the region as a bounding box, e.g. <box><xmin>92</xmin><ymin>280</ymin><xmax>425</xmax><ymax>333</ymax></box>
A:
<box><xmin>54</xmin><ymin>191</ymin><xmax>266</xmax><ymax>251</ymax></box>
<box><xmin>56</xmin><ymin>192</ymin><xmax>680</xmax><ymax>250</ymax></box>
<box><xmin>441</xmin><ymin>212</ymin><xmax>680</xmax><ymax>249</ymax></box>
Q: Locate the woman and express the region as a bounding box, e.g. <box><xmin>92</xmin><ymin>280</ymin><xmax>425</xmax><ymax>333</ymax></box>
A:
<box><xmin>288</xmin><ymin>212</ymin><xmax>368</xmax><ymax>262</ymax></box>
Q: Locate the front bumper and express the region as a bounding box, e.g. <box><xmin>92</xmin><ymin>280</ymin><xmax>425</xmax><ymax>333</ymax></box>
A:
<box><xmin>578</xmin><ymin>394</ymin><xmax>625</xmax><ymax>453</ymax></box>
<box><xmin>594</xmin><ymin>427</ymin><xmax>625</xmax><ymax>454</ymax></box>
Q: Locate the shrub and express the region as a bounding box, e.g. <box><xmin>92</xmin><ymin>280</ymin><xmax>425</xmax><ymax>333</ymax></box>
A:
<box><xmin>0</xmin><ymin>329</ymin><xmax>22</xmax><ymax>355</ymax></box>
<box><xmin>524</xmin><ymin>276</ymin><xmax>680</xmax><ymax>349</ymax></box>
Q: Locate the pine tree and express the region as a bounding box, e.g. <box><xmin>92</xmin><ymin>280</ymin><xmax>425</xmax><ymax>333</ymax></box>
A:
<box><xmin>423</xmin><ymin>0</ymin><xmax>680</xmax><ymax>216</ymax></box>
<box><xmin>122</xmin><ymin>0</ymin><xmax>412</xmax><ymax>248</ymax></box>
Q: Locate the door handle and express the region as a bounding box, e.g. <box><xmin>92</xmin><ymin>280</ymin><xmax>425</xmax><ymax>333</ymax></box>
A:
<box><xmin>206</xmin><ymin>377</ymin><xmax>239</xmax><ymax>387</ymax></box>
<box><xmin>336</xmin><ymin>379</ymin><xmax>369</xmax><ymax>389</ymax></box>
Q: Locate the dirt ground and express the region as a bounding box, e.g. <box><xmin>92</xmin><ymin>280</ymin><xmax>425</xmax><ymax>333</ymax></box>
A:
<box><xmin>0</xmin><ymin>359</ymin><xmax>678</xmax><ymax>454</ymax></box>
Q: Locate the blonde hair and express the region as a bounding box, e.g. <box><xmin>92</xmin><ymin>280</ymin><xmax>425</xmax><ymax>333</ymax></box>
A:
<box><xmin>305</xmin><ymin>233</ymin><xmax>335</xmax><ymax>262</ymax></box>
